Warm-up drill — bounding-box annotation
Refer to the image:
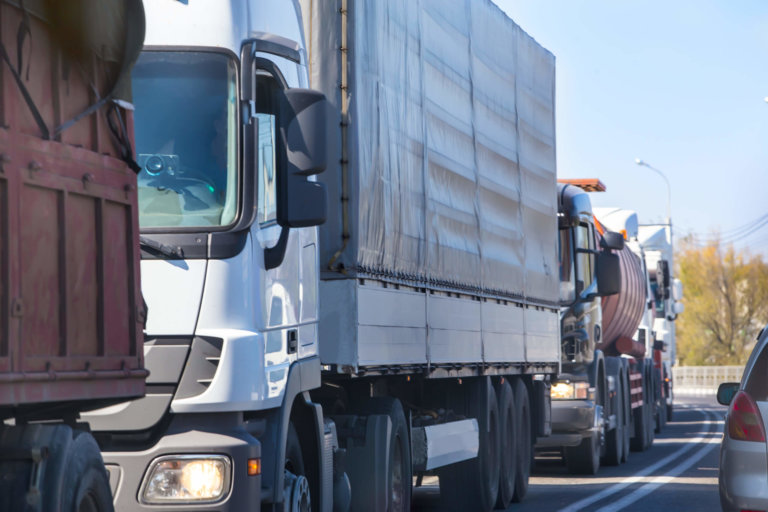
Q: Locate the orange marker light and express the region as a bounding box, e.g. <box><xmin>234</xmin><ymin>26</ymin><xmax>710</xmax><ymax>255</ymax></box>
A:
<box><xmin>247</xmin><ymin>458</ymin><xmax>261</xmax><ymax>476</ymax></box>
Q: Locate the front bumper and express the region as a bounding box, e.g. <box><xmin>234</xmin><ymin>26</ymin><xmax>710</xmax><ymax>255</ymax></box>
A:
<box><xmin>103</xmin><ymin>425</ymin><xmax>261</xmax><ymax>511</ymax></box>
<box><xmin>536</xmin><ymin>399</ymin><xmax>597</xmax><ymax>448</ymax></box>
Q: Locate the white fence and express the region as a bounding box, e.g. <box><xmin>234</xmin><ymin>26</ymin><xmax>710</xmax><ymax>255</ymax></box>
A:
<box><xmin>672</xmin><ymin>366</ymin><xmax>745</xmax><ymax>395</ymax></box>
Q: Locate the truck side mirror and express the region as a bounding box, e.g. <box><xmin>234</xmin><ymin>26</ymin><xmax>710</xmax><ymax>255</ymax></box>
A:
<box><xmin>278</xmin><ymin>88</ymin><xmax>329</xmax><ymax>228</ymax></box>
<box><xmin>596</xmin><ymin>251</ymin><xmax>621</xmax><ymax>296</ymax></box>
<box><xmin>600</xmin><ymin>231</ymin><xmax>624</xmax><ymax>251</ymax></box>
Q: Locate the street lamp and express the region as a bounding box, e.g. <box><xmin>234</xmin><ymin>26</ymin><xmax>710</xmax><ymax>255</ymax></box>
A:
<box><xmin>634</xmin><ymin>158</ymin><xmax>671</xmax><ymax>226</ymax></box>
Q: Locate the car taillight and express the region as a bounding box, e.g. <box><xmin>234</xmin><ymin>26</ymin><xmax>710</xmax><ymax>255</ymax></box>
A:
<box><xmin>728</xmin><ymin>390</ymin><xmax>766</xmax><ymax>442</ymax></box>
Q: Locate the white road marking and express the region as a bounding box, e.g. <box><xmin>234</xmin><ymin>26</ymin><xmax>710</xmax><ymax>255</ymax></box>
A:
<box><xmin>594</xmin><ymin>424</ymin><xmax>721</xmax><ymax>512</ymax></box>
<box><xmin>556</xmin><ymin>408</ymin><xmax>720</xmax><ymax>512</ymax></box>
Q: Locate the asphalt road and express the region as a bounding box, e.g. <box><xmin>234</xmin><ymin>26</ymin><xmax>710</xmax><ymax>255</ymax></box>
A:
<box><xmin>413</xmin><ymin>395</ymin><xmax>726</xmax><ymax>511</ymax></box>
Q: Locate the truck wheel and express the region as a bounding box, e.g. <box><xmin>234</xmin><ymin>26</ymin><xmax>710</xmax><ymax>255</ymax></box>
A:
<box><xmin>565</xmin><ymin>430</ymin><xmax>600</xmax><ymax>475</ymax></box>
<box><xmin>631</xmin><ymin>375</ymin><xmax>653</xmax><ymax>452</ymax></box>
<box><xmin>59</xmin><ymin>432</ymin><xmax>114</xmax><ymax>512</ymax></box>
<box><xmin>621</xmin><ymin>379</ymin><xmax>631</xmax><ymax>463</ymax></box>
<box><xmin>666</xmin><ymin>402</ymin><xmax>674</xmax><ymax>422</ymax></box>
<box><xmin>0</xmin><ymin>425</ymin><xmax>112</xmax><ymax>512</ymax></box>
<box><xmin>630</xmin><ymin>402</ymin><xmax>647</xmax><ymax>452</ymax></box>
<box><xmin>439</xmin><ymin>378</ymin><xmax>500</xmax><ymax>512</ymax></box>
<box><xmin>646</xmin><ymin>377</ymin><xmax>656</xmax><ymax>448</ymax></box>
<box><xmin>356</xmin><ymin>397</ymin><xmax>412</xmax><ymax>512</ymax></box>
<box><xmin>284</xmin><ymin>423</ymin><xmax>311</xmax><ymax>512</ymax></box>
<box><xmin>495</xmin><ymin>379</ymin><xmax>517</xmax><ymax>509</ymax></box>
<box><xmin>512</xmin><ymin>379</ymin><xmax>531</xmax><ymax>502</ymax></box>
<box><xmin>655</xmin><ymin>397</ymin><xmax>667</xmax><ymax>433</ymax></box>
<box><xmin>603</xmin><ymin>373</ymin><xmax>624</xmax><ymax>466</ymax></box>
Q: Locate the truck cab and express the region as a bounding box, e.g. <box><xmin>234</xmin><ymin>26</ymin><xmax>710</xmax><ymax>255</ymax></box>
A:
<box><xmin>83</xmin><ymin>1</ymin><xmax>331</xmax><ymax>510</ymax></box>
<box><xmin>539</xmin><ymin>183</ymin><xmax>616</xmax><ymax>462</ymax></box>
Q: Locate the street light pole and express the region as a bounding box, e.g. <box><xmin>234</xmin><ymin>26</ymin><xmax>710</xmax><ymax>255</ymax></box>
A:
<box><xmin>634</xmin><ymin>158</ymin><xmax>672</xmax><ymax>227</ymax></box>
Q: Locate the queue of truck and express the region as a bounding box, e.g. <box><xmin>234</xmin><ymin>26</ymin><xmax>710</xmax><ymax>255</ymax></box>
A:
<box><xmin>0</xmin><ymin>0</ymin><xmax>684</xmax><ymax>511</ymax></box>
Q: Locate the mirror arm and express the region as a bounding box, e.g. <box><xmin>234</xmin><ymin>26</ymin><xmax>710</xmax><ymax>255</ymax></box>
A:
<box><xmin>264</xmin><ymin>226</ymin><xmax>290</xmax><ymax>270</ymax></box>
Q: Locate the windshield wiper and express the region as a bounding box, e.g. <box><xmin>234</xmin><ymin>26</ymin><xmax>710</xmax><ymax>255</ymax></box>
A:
<box><xmin>139</xmin><ymin>235</ymin><xmax>185</xmax><ymax>259</ymax></box>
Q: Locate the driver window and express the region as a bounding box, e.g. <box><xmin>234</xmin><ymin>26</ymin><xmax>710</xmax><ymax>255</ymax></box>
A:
<box><xmin>575</xmin><ymin>224</ymin><xmax>594</xmax><ymax>289</ymax></box>
<box><xmin>256</xmin><ymin>73</ymin><xmax>280</xmax><ymax>225</ymax></box>
<box><xmin>559</xmin><ymin>228</ymin><xmax>575</xmax><ymax>302</ymax></box>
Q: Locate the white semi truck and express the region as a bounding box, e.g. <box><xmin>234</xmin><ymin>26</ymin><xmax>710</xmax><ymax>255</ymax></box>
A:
<box><xmin>638</xmin><ymin>223</ymin><xmax>684</xmax><ymax>423</ymax></box>
<box><xmin>83</xmin><ymin>1</ymin><xmax>567</xmax><ymax>511</ymax></box>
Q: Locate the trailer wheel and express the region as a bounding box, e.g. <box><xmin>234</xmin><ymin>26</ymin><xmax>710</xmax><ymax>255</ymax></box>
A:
<box><xmin>666</xmin><ymin>402</ymin><xmax>674</xmax><ymax>422</ymax></box>
<box><xmin>439</xmin><ymin>378</ymin><xmax>500</xmax><ymax>512</ymax></box>
<box><xmin>603</xmin><ymin>372</ymin><xmax>624</xmax><ymax>466</ymax></box>
<box><xmin>59</xmin><ymin>432</ymin><xmax>113</xmax><ymax>512</ymax></box>
<box><xmin>512</xmin><ymin>379</ymin><xmax>531</xmax><ymax>502</ymax></box>
<box><xmin>495</xmin><ymin>379</ymin><xmax>517</xmax><ymax>509</ymax></box>
<box><xmin>356</xmin><ymin>397</ymin><xmax>412</xmax><ymax>512</ymax></box>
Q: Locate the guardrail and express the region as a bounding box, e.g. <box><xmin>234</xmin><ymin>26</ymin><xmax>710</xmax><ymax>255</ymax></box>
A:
<box><xmin>672</xmin><ymin>366</ymin><xmax>745</xmax><ymax>395</ymax></box>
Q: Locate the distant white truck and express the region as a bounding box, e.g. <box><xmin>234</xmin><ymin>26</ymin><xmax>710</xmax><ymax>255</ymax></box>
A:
<box><xmin>85</xmin><ymin>1</ymin><xmax>564</xmax><ymax>511</ymax></box>
<box><xmin>639</xmin><ymin>223</ymin><xmax>684</xmax><ymax>421</ymax></box>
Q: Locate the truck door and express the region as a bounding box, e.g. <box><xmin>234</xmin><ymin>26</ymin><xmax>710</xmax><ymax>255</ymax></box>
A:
<box><xmin>249</xmin><ymin>51</ymin><xmax>321</xmax><ymax>371</ymax></box>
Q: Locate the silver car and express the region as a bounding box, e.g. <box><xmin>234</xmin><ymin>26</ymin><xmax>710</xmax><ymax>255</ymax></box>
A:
<box><xmin>718</xmin><ymin>325</ymin><xmax>768</xmax><ymax>512</ymax></box>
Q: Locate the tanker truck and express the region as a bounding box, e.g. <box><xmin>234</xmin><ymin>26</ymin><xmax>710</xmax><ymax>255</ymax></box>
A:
<box><xmin>83</xmin><ymin>1</ymin><xmax>563</xmax><ymax>511</ymax></box>
<box><xmin>536</xmin><ymin>179</ymin><xmax>660</xmax><ymax>475</ymax></box>
<box><xmin>0</xmin><ymin>1</ymin><xmax>146</xmax><ymax>510</ymax></box>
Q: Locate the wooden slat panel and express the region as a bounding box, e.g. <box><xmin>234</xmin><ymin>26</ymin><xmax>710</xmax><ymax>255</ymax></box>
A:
<box><xmin>19</xmin><ymin>184</ymin><xmax>61</xmax><ymax>363</ymax></box>
<box><xmin>102</xmin><ymin>200</ymin><xmax>131</xmax><ymax>357</ymax></box>
<box><xmin>66</xmin><ymin>193</ymin><xmax>99</xmax><ymax>356</ymax></box>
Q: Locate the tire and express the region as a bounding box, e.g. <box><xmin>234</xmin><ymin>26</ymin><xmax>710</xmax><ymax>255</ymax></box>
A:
<box><xmin>603</xmin><ymin>372</ymin><xmax>624</xmax><ymax>466</ymax></box>
<box><xmin>621</xmin><ymin>376</ymin><xmax>631</xmax><ymax>463</ymax></box>
<box><xmin>565</xmin><ymin>431</ymin><xmax>600</xmax><ymax>474</ymax></box>
<box><xmin>59</xmin><ymin>432</ymin><xmax>114</xmax><ymax>512</ymax></box>
<box><xmin>439</xmin><ymin>378</ymin><xmax>500</xmax><ymax>512</ymax></box>
<box><xmin>655</xmin><ymin>397</ymin><xmax>667</xmax><ymax>433</ymax></box>
<box><xmin>0</xmin><ymin>425</ymin><xmax>113</xmax><ymax>512</ymax></box>
<box><xmin>667</xmin><ymin>402</ymin><xmax>674</xmax><ymax>422</ymax></box>
<box><xmin>285</xmin><ymin>423</ymin><xmax>306</xmax><ymax>478</ymax></box>
<box><xmin>357</xmin><ymin>397</ymin><xmax>412</xmax><ymax>512</ymax></box>
<box><xmin>646</xmin><ymin>370</ymin><xmax>656</xmax><ymax>448</ymax></box>
<box><xmin>495</xmin><ymin>379</ymin><xmax>517</xmax><ymax>510</ymax></box>
<box><xmin>284</xmin><ymin>423</ymin><xmax>311</xmax><ymax>512</ymax></box>
<box><xmin>630</xmin><ymin>402</ymin><xmax>648</xmax><ymax>452</ymax></box>
<box><xmin>512</xmin><ymin>379</ymin><xmax>531</xmax><ymax>503</ymax></box>
<box><xmin>631</xmin><ymin>370</ymin><xmax>654</xmax><ymax>452</ymax></box>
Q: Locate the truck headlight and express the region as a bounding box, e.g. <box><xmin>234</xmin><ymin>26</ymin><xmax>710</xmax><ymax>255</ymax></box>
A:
<box><xmin>551</xmin><ymin>381</ymin><xmax>590</xmax><ymax>400</ymax></box>
<box><xmin>140</xmin><ymin>455</ymin><xmax>231</xmax><ymax>504</ymax></box>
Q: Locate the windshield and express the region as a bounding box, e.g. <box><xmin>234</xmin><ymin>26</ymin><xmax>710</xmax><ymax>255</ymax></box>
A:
<box><xmin>132</xmin><ymin>51</ymin><xmax>238</xmax><ymax>229</ymax></box>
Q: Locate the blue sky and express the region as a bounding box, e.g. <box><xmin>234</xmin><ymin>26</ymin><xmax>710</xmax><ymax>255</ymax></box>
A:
<box><xmin>494</xmin><ymin>0</ymin><xmax>768</xmax><ymax>253</ymax></box>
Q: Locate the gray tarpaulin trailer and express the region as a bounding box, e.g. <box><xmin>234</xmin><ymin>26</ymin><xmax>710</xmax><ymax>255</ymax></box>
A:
<box><xmin>301</xmin><ymin>0</ymin><xmax>560</xmax><ymax>374</ymax></box>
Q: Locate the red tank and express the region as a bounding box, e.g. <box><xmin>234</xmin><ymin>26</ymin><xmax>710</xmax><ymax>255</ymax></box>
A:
<box><xmin>597</xmin><ymin>238</ymin><xmax>647</xmax><ymax>358</ymax></box>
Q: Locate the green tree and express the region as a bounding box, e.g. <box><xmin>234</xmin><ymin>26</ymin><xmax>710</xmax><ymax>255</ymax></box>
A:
<box><xmin>677</xmin><ymin>239</ymin><xmax>768</xmax><ymax>365</ymax></box>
